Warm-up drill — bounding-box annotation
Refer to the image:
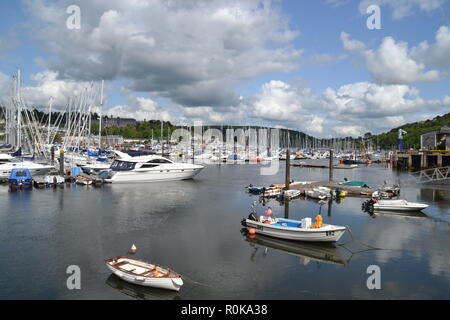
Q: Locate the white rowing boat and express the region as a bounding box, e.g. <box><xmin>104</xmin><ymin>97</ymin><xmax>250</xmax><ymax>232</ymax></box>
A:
<box><xmin>373</xmin><ymin>199</ymin><xmax>428</xmax><ymax>212</ymax></box>
<box><xmin>242</xmin><ymin>218</ymin><xmax>346</xmax><ymax>243</ymax></box>
<box><xmin>105</xmin><ymin>256</ymin><xmax>183</xmax><ymax>291</ymax></box>
<box><xmin>75</xmin><ymin>176</ymin><xmax>93</xmax><ymax>185</ymax></box>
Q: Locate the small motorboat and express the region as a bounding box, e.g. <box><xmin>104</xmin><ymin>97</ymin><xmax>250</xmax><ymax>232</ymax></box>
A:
<box><xmin>105</xmin><ymin>256</ymin><xmax>183</xmax><ymax>291</ymax></box>
<box><xmin>281</xmin><ymin>189</ymin><xmax>301</xmax><ymax>200</ymax></box>
<box><xmin>241</xmin><ymin>217</ymin><xmax>346</xmax><ymax>243</ymax></box>
<box><xmin>379</xmin><ymin>183</ymin><xmax>400</xmax><ymax>197</ymax></box>
<box><xmin>305</xmin><ymin>188</ymin><xmax>328</xmax><ymax>200</ymax></box>
<box><xmin>372</xmin><ymin>190</ymin><xmax>392</xmax><ymax>200</ymax></box>
<box><xmin>246</xmin><ymin>185</ymin><xmax>266</xmax><ymax>194</ymax></box>
<box><xmin>8</xmin><ymin>168</ymin><xmax>33</xmax><ymax>190</ymax></box>
<box><xmin>373</xmin><ymin>200</ymin><xmax>429</xmax><ymax>212</ymax></box>
<box><xmin>44</xmin><ymin>175</ymin><xmax>65</xmax><ymax>187</ymax></box>
<box><xmin>75</xmin><ymin>175</ymin><xmax>93</xmax><ymax>185</ymax></box>
<box><xmin>260</xmin><ymin>187</ymin><xmax>282</xmax><ymax>198</ymax></box>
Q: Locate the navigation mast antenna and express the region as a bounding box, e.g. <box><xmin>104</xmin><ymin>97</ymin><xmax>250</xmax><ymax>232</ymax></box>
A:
<box><xmin>99</xmin><ymin>80</ymin><xmax>104</xmax><ymax>150</ymax></box>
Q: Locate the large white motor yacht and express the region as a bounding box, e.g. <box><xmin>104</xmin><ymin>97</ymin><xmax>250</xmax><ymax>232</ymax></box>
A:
<box><xmin>0</xmin><ymin>154</ymin><xmax>55</xmax><ymax>178</ymax></box>
<box><xmin>103</xmin><ymin>151</ymin><xmax>204</xmax><ymax>183</ymax></box>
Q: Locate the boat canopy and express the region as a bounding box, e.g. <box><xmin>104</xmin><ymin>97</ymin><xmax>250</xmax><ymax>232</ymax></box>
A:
<box><xmin>9</xmin><ymin>168</ymin><xmax>33</xmax><ymax>180</ymax></box>
<box><xmin>341</xmin><ymin>181</ymin><xmax>370</xmax><ymax>188</ymax></box>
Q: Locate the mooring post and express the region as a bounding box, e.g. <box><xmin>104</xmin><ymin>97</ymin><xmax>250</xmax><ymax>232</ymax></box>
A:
<box><xmin>329</xmin><ymin>149</ymin><xmax>333</xmax><ymax>181</ymax></box>
<box><xmin>285</xmin><ymin>148</ymin><xmax>290</xmax><ymax>190</ymax></box>
<box><xmin>59</xmin><ymin>149</ymin><xmax>65</xmax><ymax>176</ymax></box>
<box><xmin>284</xmin><ymin>199</ymin><xmax>290</xmax><ymax>219</ymax></box>
<box><xmin>285</xmin><ymin>131</ymin><xmax>291</xmax><ymax>190</ymax></box>
<box><xmin>51</xmin><ymin>146</ymin><xmax>55</xmax><ymax>166</ymax></box>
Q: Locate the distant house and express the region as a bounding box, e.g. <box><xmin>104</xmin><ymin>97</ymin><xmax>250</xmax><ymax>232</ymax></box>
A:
<box><xmin>92</xmin><ymin>116</ymin><xmax>137</xmax><ymax>127</ymax></box>
<box><xmin>420</xmin><ymin>126</ymin><xmax>450</xmax><ymax>151</ymax></box>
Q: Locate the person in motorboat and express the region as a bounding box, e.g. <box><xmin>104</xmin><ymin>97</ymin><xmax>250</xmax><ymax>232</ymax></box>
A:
<box><xmin>312</xmin><ymin>214</ymin><xmax>323</xmax><ymax>229</ymax></box>
<box><xmin>259</xmin><ymin>207</ymin><xmax>275</xmax><ymax>224</ymax></box>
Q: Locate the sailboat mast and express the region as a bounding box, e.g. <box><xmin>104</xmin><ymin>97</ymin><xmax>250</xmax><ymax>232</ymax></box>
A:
<box><xmin>47</xmin><ymin>97</ymin><xmax>53</xmax><ymax>145</ymax></box>
<box><xmin>99</xmin><ymin>80</ymin><xmax>104</xmax><ymax>150</ymax></box>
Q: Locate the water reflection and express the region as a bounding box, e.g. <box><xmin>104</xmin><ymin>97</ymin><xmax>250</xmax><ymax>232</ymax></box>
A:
<box><xmin>105</xmin><ymin>275</ymin><xmax>181</xmax><ymax>300</ymax></box>
<box><xmin>242</xmin><ymin>230</ymin><xmax>348</xmax><ymax>266</ymax></box>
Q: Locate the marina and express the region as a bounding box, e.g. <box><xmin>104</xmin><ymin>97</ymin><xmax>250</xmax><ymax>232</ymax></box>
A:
<box><xmin>0</xmin><ymin>1</ymin><xmax>450</xmax><ymax>304</ymax></box>
<box><xmin>0</xmin><ymin>160</ymin><xmax>449</xmax><ymax>299</ymax></box>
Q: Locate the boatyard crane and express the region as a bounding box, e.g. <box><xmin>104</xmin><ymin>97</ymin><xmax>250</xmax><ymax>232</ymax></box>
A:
<box><xmin>398</xmin><ymin>129</ymin><xmax>407</xmax><ymax>150</ymax></box>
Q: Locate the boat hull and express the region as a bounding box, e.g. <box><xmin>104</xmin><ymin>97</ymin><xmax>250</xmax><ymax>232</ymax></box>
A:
<box><xmin>105</xmin><ymin>166</ymin><xmax>203</xmax><ymax>183</ymax></box>
<box><xmin>373</xmin><ymin>204</ymin><xmax>428</xmax><ymax>212</ymax></box>
<box><xmin>106</xmin><ymin>265</ymin><xmax>182</xmax><ymax>291</ymax></box>
<box><xmin>243</xmin><ymin>219</ymin><xmax>346</xmax><ymax>243</ymax></box>
<box><xmin>0</xmin><ymin>166</ymin><xmax>54</xmax><ymax>178</ymax></box>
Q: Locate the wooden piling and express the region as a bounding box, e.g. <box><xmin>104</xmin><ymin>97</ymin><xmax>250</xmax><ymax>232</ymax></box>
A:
<box><xmin>285</xmin><ymin>148</ymin><xmax>290</xmax><ymax>190</ymax></box>
<box><xmin>59</xmin><ymin>150</ymin><xmax>65</xmax><ymax>176</ymax></box>
<box><xmin>51</xmin><ymin>146</ymin><xmax>55</xmax><ymax>166</ymax></box>
<box><xmin>329</xmin><ymin>149</ymin><xmax>333</xmax><ymax>182</ymax></box>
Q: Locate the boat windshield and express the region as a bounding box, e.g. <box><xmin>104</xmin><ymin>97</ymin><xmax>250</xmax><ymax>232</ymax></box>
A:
<box><xmin>111</xmin><ymin>160</ymin><xmax>136</xmax><ymax>171</ymax></box>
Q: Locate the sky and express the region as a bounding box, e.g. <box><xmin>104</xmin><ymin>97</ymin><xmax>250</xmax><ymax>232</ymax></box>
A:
<box><xmin>0</xmin><ymin>0</ymin><xmax>449</xmax><ymax>138</ymax></box>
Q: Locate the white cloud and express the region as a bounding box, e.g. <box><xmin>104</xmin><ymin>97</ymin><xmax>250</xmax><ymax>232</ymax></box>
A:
<box><xmin>340</xmin><ymin>32</ymin><xmax>366</xmax><ymax>52</ymax></box>
<box><xmin>358</xmin><ymin>0</ymin><xmax>448</xmax><ymax>20</ymax></box>
<box><xmin>24</xmin><ymin>0</ymin><xmax>302</xmax><ymax>107</ymax></box>
<box><xmin>20</xmin><ymin>70</ymin><xmax>95</xmax><ymax>108</ymax></box>
<box><xmin>412</xmin><ymin>26</ymin><xmax>450</xmax><ymax>69</ymax></box>
<box><xmin>341</xmin><ymin>33</ymin><xmax>441</xmax><ymax>84</ymax></box>
<box><xmin>247</xmin><ymin>80</ymin><xmax>326</xmax><ymax>134</ymax></box>
<box><xmin>106</xmin><ymin>97</ymin><xmax>173</xmax><ymax>122</ymax></box>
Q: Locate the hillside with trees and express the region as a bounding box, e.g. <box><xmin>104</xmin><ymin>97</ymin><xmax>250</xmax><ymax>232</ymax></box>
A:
<box><xmin>367</xmin><ymin>113</ymin><xmax>450</xmax><ymax>150</ymax></box>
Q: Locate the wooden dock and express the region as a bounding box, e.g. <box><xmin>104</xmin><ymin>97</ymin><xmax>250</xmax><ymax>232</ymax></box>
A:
<box><xmin>395</xmin><ymin>150</ymin><xmax>450</xmax><ymax>170</ymax></box>
<box><xmin>273</xmin><ymin>181</ymin><xmax>375</xmax><ymax>197</ymax></box>
<box><xmin>292</xmin><ymin>163</ymin><xmax>358</xmax><ymax>169</ymax></box>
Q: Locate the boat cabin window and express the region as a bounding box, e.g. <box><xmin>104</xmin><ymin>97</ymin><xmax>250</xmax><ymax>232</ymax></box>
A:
<box><xmin>111</xmin><ymin>160</ymin><xmax>136</xmax><ymax>171</ymax></box>
<box><xmin>140</xmin><ymin>164</ymin><xmax>160</xmax><ymax>168</ymax></box>
<box><xmin>146</xmin><ymin>159</ymin><xmax>172</xmax><ymax>164</ymax></box>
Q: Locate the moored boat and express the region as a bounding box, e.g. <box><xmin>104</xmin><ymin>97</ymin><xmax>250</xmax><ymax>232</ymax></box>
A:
<box><xmin>105</xmin><ymin>256</ymin><xmax>183</xmax><ymax>291</ymax></box>
<box><xmin>103</xmin><ymin>151</ymin><xmax>204</xmax><ymax>183</ymax></box>
<box><xmin>281</xmin><ymin>189</ymin><xmax>301</xmax><ymax>200</ymax></box>
<box><xmin>44</xmin><ymin>175</ymin><xmax>65</xmax><ymax>187</ymax></box>
<box><xmin>8</xmin><ymin>168</ymin><xmax>33</xmax><ymax>190</ymax></box>
<box><xmin>373</xmin><ymin>199</ymin><xmax>428</xmax><ymax>212</ymax></box>
<box><xmin>75</xmin><ymin>175</ymin><xmax>93</xmax><ymax>185</ymax></box>
<box><xmin>241</xmin><ymin>217</ymin><xmax>346</xmax><ymax>243</ymax></box>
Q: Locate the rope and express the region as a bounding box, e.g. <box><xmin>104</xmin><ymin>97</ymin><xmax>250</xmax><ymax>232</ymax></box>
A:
<box><xmin>338</xmin><ymin>226</ymin><xmax>385</xmax><ymax>255</ymax></box>
<box><xmin>181</xmin><ymin>273</ymin><xmax>212</xmax><ymax>288</ymax></box>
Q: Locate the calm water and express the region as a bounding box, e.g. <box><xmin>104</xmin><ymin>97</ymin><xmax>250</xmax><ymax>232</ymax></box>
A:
<box><xmin>0</xmin><ymin>160</ymin><xmax>449</xmax><ymax>300</ymax></box>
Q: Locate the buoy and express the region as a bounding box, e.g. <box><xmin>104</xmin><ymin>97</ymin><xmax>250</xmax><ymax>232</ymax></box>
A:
<box><xmin>130</xmin><ymin>244</ymin><xmax>137</xmax><ymax>253</ymax></box>
<box><xmin>249</xmin><ymin>228</ymin><xmax>257</xmax><ymax>235</ymax></box>
<box><xmin>153</xmin><ymin>270</ymin><xmax>159</xmax><ymax>277</ymax></box>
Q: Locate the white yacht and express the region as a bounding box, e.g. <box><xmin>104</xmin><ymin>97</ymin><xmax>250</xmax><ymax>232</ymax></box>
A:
<box><xmin>0</xmin><ymin>154</ymin><xmax>55</xmax><ymax>178</ymax></box>
<box><xmin>103</xmin><ymin>152</ymin><xmax>204</xmax><ymax>183</ymax></box>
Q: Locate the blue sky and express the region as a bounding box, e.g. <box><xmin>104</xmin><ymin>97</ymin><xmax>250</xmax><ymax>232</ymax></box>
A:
<box><xmin>0</xmin><ymin>0</ymin><xmax>449</xmax><ymax>137</ymax></box>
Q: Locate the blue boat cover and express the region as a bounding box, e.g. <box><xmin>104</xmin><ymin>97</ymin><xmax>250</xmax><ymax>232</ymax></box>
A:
<box><xmin>9</xmin><ymin>168</ymin><xmax>33</xmax><ymax>180</ymax></box>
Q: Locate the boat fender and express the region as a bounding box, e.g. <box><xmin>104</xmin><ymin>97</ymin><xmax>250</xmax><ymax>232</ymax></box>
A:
<box><xmin>249</xmin><ymin>228</ymin><xmax>257</xmax><ymax>235</ymax></box>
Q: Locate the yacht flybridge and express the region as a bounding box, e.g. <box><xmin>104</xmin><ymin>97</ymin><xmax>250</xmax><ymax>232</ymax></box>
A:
<box><xmin>103</xmin><ymin>151</ymin><xmax>204</xmax><ymax>183</ymax></box>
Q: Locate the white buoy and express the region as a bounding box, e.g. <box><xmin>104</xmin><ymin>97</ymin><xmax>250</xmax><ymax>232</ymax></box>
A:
<box><xmin>130</xmin><ymin>244</ymin><xmax>137</xmax><ymax>253</ymax></box>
